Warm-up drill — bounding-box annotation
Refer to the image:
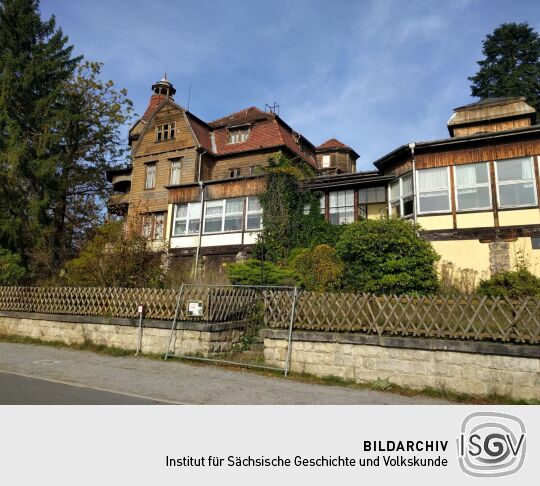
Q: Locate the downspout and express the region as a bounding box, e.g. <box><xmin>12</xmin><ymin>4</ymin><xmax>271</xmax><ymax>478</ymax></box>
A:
<box><xmin>194</xmin><ymin>150</ymin><xmax>206</xmax><ymax>274</ymax></box>
<box><xmin>409</xmin><ymin>142</ymin><xmax>417</xmax><ymax>224</ymax></box>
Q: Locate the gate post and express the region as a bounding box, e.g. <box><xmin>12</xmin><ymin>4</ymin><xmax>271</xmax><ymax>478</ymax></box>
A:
<box><xmin>284</xmin><ymin>286</ymin><xmax>298</xmax><ymax>377</ymax></box>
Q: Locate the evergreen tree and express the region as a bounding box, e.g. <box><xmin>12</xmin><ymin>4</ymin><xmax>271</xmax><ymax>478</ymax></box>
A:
<box><xmin>469</xmin><ymin>22</ymin><xmax>540</xmax><ymax>112</ymax></box>
<box><xmin>0</xmin><ymin>0</ymin><xmax>79</xmax><ymax>260</ymax></box>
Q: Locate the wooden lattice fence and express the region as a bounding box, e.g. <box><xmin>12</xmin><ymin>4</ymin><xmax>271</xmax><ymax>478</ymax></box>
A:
<box><xmin>263</xmin><ymin>290</ymin><xmax>540</xmax><ymax>344</ymax></box>
<box><xmin>1</xmin><ymin>287</ymin><xmax>539</xmax><ymax>344</ymax></box>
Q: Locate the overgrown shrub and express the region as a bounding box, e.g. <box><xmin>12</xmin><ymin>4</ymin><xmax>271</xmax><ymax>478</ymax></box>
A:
<box><xmin>336</xmin><ymin>218</ymin><xmax>439</xmax><ymax>295</ymax></box>
<box><xmin>0</xmin><ymin>248</ymin><xmax>26</xmax><ymax>285</ymax></box>
<box><xmin>227</xmin><ymin>259</ymin><xmax>301</xmax><ymax>286</ymax></box>
<box><xmin>290</xmin><ymin>244</ymin><xmax>343</xmax><ymax>291</ymax></box>
<box><xmin>477</xmin><ymin>269</ymin><xmax>540</xmax><ymax>298</ymax></box>
<box><xmin>63</xmin><ymin>221</ymin><xmax>166</xmax><ymax>288</ymax></box>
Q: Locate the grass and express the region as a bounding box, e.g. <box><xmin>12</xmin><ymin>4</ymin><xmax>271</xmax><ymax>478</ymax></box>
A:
<box><xmin>0</xmin><ymin>332</ymin><xmax>538</xmax><ymax>405</ymax></box>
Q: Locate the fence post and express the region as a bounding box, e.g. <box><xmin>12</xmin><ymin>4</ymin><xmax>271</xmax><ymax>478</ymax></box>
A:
<box><xmin>165</xmin><ymin>284</ymin><xmax>185</xmax><ymax>360</ymax></box>
<box><xmin>284</xmin><ymin>286</ymin><xmax>298</xmax><ymax>377</ymax></box>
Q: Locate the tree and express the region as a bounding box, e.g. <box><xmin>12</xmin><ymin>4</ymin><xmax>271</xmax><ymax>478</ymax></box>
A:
<box><xmin>40</xmin><ymin>61</ymin><xmax>133</xmax><ymax>273</ymax></box>
<box><xmin>335</xmin><ymin>219</ymin><xmax>440</xmax><ymax>295</ymax></box>
<box><xmin>477</xmin><ymin>269</ymin><xmax>540</xmax><ymax>298</ymax></box>
<box><xmin>0</xmin><ymin>248</ymin><xmax>26</xmax><ymax>285</ymax></box>
<box><xmin>469</xmin><ymin>22</ymin><xmax>540</xmax><ymax>112</ymax></box>
<box><xmin>0</xmin><ymin>0</ymin><xmax>80</xmax><ymax>260</ymax></box>
<box><xmin>0</xmin><ymin>1</ymin><xmax>133</xmax><ymax>280</ymax></box>
<box><xmin>289</xmin><ymin>244</ymin><xmax>343</xmax><ymax>291</ymax></box>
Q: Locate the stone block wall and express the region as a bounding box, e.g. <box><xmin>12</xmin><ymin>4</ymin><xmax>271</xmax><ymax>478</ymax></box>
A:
<box><xmin>0</xmin><ymin>312</ymin><xmax>243</xmax><ymax>357</ymax></box>
<box><xmin>263</xmin><ymin>330</ymin><xmax>540</xmax><ymax>400</ymax></box>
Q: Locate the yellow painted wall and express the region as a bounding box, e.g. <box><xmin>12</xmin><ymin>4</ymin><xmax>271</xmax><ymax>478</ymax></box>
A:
<box><xmin>367</xmin><ymin>203</ymin><xmax>387</xmax><ymax>219</ymax></box>
<box><xmin>498</xmin><ymin>209</ymin><xmax>540</xmax><ymax>227</ymax></box>
<box><xmin>456</xmin><ymin>212</ymin><xmax>494</xmax><ymax>229</ymax></box>
<box><xmin>432</xmin><ymin>240</ymin><xmax>491</xmax><ymax>280</ymax></box>
<box><xmin>417</xmin><ymin>215</ymin><xmax>453</xmax><ymax>230</ymax></box>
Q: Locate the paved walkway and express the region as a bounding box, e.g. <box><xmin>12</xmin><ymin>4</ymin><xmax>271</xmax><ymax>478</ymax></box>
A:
<box><xmin>0</xmin><ymin>343</ymin><xmax>451</xmax><ymax>404</ymax></box>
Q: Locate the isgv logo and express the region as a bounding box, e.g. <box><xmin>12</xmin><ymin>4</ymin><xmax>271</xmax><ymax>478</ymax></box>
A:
<box><xmin>457</xmin><ymin>412</ymin><xmax>526</xmax><ymax>477</ymax></box>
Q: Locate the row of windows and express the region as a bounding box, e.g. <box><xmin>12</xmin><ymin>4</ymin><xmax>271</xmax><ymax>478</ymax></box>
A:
<box><xmin>144</xmin><ymin>160</ymin><xmax>263</xmax><ymax>189</ymax></box>
<box><xmin>308</xmin><ymin>188</ymin><xmax>387</xmax><ymax>224</ymax></box>
<box><xmin>391</xmin><ymin>157</ymin><xmax>539</xmax><ymax>217</ymax></box>
<box><xmin>172</xmin><ymin>196</ymin><xmax>262</xmax><ymax>236</ymax></box>
<box><xmin>145</xmin><ymin>158</ymin><xmax>181</xmax><ymax>189</ymax></box>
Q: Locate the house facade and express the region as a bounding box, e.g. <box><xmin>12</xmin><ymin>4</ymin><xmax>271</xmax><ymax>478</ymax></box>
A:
<box><xmin>107</xmin><ymin>78</ymin><xmax>540</xmax><ymax>279</ymax></box>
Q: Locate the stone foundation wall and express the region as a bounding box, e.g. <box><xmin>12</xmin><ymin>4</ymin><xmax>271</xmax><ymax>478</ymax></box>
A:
<box><xmin>0</xmin><ymin>312</ymin><xmax>243</xmax><ymax>357</ymax></box>
<box><xmin>262</xmin><ymin>330</ymin><xmax>540</xmax><ymax>400</ymax></box>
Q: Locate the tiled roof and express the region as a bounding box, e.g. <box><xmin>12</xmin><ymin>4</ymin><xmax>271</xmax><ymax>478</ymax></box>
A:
<box><xmin>142</xmin><ymin>94</ymin><xmax>167</xmax><ymax>121</ymax></box>
<box><xmin>208</xmin><ymin>106</ymin><xmax>273</xmax><ymax>128</ymax></box>
<box><xmin>138</xmin><ymin>98</ymin><xmax>318</xmax><ymax>167</ymax></box>
<box><xmin>317</xmin><ymin>138</ymin><xmax>352</xmax><ymax>150</ymax></box>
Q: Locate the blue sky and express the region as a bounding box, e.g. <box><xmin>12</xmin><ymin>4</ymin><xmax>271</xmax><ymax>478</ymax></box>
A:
<box><xmin>41</xmin><ymin>0</ymin><xmax>540</xmax><ymax>170</ymax></box>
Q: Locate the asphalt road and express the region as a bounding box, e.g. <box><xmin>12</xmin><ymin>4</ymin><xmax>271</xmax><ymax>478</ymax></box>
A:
<box><xmin>0</xmin><ymin>342</ymin><xmax>451</xmax><ymax>405</ymax></box>
<box><xmin>0</xmin><ymin>371</ymin><xmax>166</xmax><ymax>404</ymax></box>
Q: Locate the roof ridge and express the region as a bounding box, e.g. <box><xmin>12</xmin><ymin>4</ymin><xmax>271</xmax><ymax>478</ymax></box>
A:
<box><xmin>208</xmin><ymin>106</ymin><xmax>271</xmax><ymax>125</ymax></box>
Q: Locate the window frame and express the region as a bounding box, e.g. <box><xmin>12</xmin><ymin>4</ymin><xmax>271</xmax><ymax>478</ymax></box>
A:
<box><xmin>144</xmin><ymin>162</ymin><xmax>156</xmax><ymax>190</ymax></box>
<box><xmin>203</xmin><ymin>197</ymin><xmax>245</xmax><ymax>234</ymax></box>
<box><xmin>416</xmin><ymin>167</ymin><xmax>451</xmax><ymax>215</ymax></box>
<box><xmin>453</xmin><ymin>162</ymin><xmax>492</xmax><ymax>212</ymax></box>
<box><xmin>228</xmin><ymin>168</ymin><xmax>241</xmax><ymax>178</ymax></box>
<box><xmin>328</xmin><ymin>189</ymin><xmax>355</xmax><ymax>225</ymax></box>
<box><xmin>227</xmin><ymin>127</ymin><xmax>250</xmax><ymax>144</ymax></box>
<box><xmin>322</xmin><ymin>154</ymin><xmax>331</xmax><ymax>168</ymax></box>
<box><xmin>245</xmin><ymin>196</ymin><xmax>263</xmax><ymax>231</ymax></box>
<box><xmin>156</xmin><ymin>122</ymin><xmax>175</xmax><ymax>142</ymax></box>
<box><xmin>172</xmin><ymin>202</ymin><xmax>201</xmax><ymax>237</ymax></box>
<box><xmin>494</xmin><ymin>156</ymin><xmax>538</xmax><ymax>209</ymax></box>
<box><xmin>141</xmin><ymin>212</ymin><xmax>166</xmax><ymax>240</ymax></box>
<box><xmin>389</xmin><ymin>173</ymin><xmax>414</xmax><ymax>218</ymax></box>
<box><xmin>169</xmin><ymin>158</ymin><xmax>182</xmax><ymax>185</ymax></box>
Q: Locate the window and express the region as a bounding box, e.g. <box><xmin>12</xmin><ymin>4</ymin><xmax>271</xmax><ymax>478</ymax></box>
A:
<box><xmin>358</xmin><ymin>186</ymin><xmax>386</xmax><ymax>204</ymax></box>
<box><xmin>329</xmin><ymin>190</ymin><xmax>354</xmax><ymax>224</ymax></box>
<box><xmin>389</xmin><ymin>174</ymin><xmax>414</xmax><ymax>217</ymax></box>
<box><xmin>495</xmin><ymin>157</ymin><xmax>537</xmax><ymax>208</ymax></box>
<box><xmin>169</xmin><ymin>158</ymin><xmax>181</xmax><ymax>185</ymax></box>
<box><xmin>359</xmin><ymin>186</ymin><xmax>386</xmax><ymax>220</ymax></box>
<box><xmin>322</xmin><ymin>155</ymin><xmax>331</xmax><ymax>168</ymax></box>
<box><xmin>417</xmin><ymin>168</ymin><xmax>450</xmax><ymax>214</ymax></box>
<box><xmin>454</xmin><ymin>162</ymin><xmax>491</xmax><ymax>211</ymax></box>
<box><xmin>204</xmin><ymin>198</ymin><xmax>244</xmax><ymax>233</ymax></box>
<box><xmin>249</xmin><ymin>165</ymin><xmax>261</xmax><ymax>175</ymax></box>
<box><xmin>153</xmin><ymin>213</ymin><xmax>165</xmax><ymax>240</ymax></box>
<box><xmin>141</xmin><ymin>212</ymin><xmax>165</xmax><ymax>240</ymax></box>
<box><xmin>246</xmin><ymin>197</ymin><xmax>262</xmax><ymax>230</ymax></box>
<box><xmin>227</xmin><ymin>127</ymin><xmax>249</xmax><ymax>144</ymax></box>
<box><xmin>303</xmin><ymin>195</ymin><xmax>325</xmax><ymax>215</ymax></box>
<box><xmin>156</xmin><ymin>123</ymin><xmax>175</xmax><ymax>141</ymax></box>
<box><xmin>228</xmin><ymin>168</ymin><xmax>241</xmax><ymax>178</ymax></box>
<box><xmin>145</xmin><ymin>163</ymin><xmax>156</xmax><ymax>189</ymax></box>
<box><xmin>173</xmin><ymin>202</ymin><xmax>201</xmax><ymax>236</ymax></box>
<box><xmin>532</xmin><ymin>237</ymin><xmax>540</xmax><ymax>250</ymax></box>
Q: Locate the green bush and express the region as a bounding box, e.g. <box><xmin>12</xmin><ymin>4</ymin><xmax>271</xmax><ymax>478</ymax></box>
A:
<box><xmin>477</xmin><ymin>269</ymin><xmax>540</xmax><ymax>298</ymax></box>
<box><xmin>336</xmin><ymin>218</ymin><xmax>439</xmax><ymax>295</ymax></box>
<box><xmin>227</xmin><ymin>259</ymin><xmax>301</xmax><ymax>287</ymax></box>
<box><xmin>64</xmin><ymin>221</ymin><xmax>166</xmax><ymax>288</ymax></box>
<box><xmin>290</xmin><ymin>244</ymin><xmax>343</xmax><ymax>291</ymax></box>
<box><xmin>0</xmin><ymin>248</ymin><xmax>26</xmax><ymax>285</ymax></box>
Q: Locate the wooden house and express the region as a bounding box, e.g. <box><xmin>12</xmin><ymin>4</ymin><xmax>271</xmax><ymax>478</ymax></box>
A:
<box><xmin>107</xmin><ymin>79</ymin><xmax>540</xmax><ymax>280</ymax></box>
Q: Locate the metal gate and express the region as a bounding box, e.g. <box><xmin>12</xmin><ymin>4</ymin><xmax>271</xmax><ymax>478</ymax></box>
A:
<box><xmin>164</xmin><ymin>284</ymin><xmax>298</xmax><ymax>375</ymax></box>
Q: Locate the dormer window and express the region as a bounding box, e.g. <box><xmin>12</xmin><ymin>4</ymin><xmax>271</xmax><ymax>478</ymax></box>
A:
<box><xmin>156</xmin><ymin>122</ymin><xmax>175</xmax><ymax>141</ymax></box>
<box><xmin>227</xmin><ymin>126</ymin><xmax>249</xmax><ymax>144</ymax></box>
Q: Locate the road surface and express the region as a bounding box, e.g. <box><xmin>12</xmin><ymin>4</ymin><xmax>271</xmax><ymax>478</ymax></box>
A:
<box><xmin>0</xmin><ymin>342</ymin><xmax>451</xmax><ymax>405</ymax></box>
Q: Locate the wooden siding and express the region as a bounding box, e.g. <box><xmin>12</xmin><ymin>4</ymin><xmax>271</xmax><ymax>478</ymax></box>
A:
<box><xmin>452</xmin><ymin>118</ymin><xmax>531</xmax><ymax>138</ymax></box>
<box><xmin>210</xmin><ymin>151</ymin><xmax>276</xmax><ymax>179</ymax></box>
<box><xmin>205</xmin><ymin>177</ymin><xmax>266</xmax><ymax>200</ymax></box>
<box><xmin>168</xmin><ymin>185</ymin><xmax>201</xmax><ymax>204</ymax></box>
<box><xmin>128</xmin><ymin>103</ymin><xmax>200</xmax><ymax>218</ymax></box>
<box><xmin>381</xmin><ymin>157</ymin><xmax>412</xmax><ymax>177</ymax></box>
<box><xmin>316</xmin><ymin>152</ymin><xmax>354</xmax><ymax>173</ymax></box>
<box><xmin>416</xmin><ymin>139</ymin><xmax>540</xmax><ymax>169</ymax></box>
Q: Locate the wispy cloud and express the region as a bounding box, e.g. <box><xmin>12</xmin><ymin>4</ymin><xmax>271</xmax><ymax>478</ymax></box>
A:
<box><xmin>41</xmin><ymin>0</ymin><xmax>540</xmax><ymax>169</ymax></box>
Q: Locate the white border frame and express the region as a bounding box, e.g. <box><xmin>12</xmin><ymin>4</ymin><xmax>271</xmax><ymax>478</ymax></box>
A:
<box><xmin>494</xmin><ymin>156</ymin><xmax>538</xmax><ymax>209</ymax></box>
<box><xmin>453</xmin><ymin>162</ymin><xmax>493</xmax><ymax>212</ymax></box>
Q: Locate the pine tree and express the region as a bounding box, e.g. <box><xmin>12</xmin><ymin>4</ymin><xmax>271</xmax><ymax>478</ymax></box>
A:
<box><xmin>469</xmin><ymin>22</ymin><xmax>540</xmax><ymax>112</ymax></box>
<box><xmin>0</xmin><ymin>0</ymin><xmax>79</xmax><ymax>261</ymax></box>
